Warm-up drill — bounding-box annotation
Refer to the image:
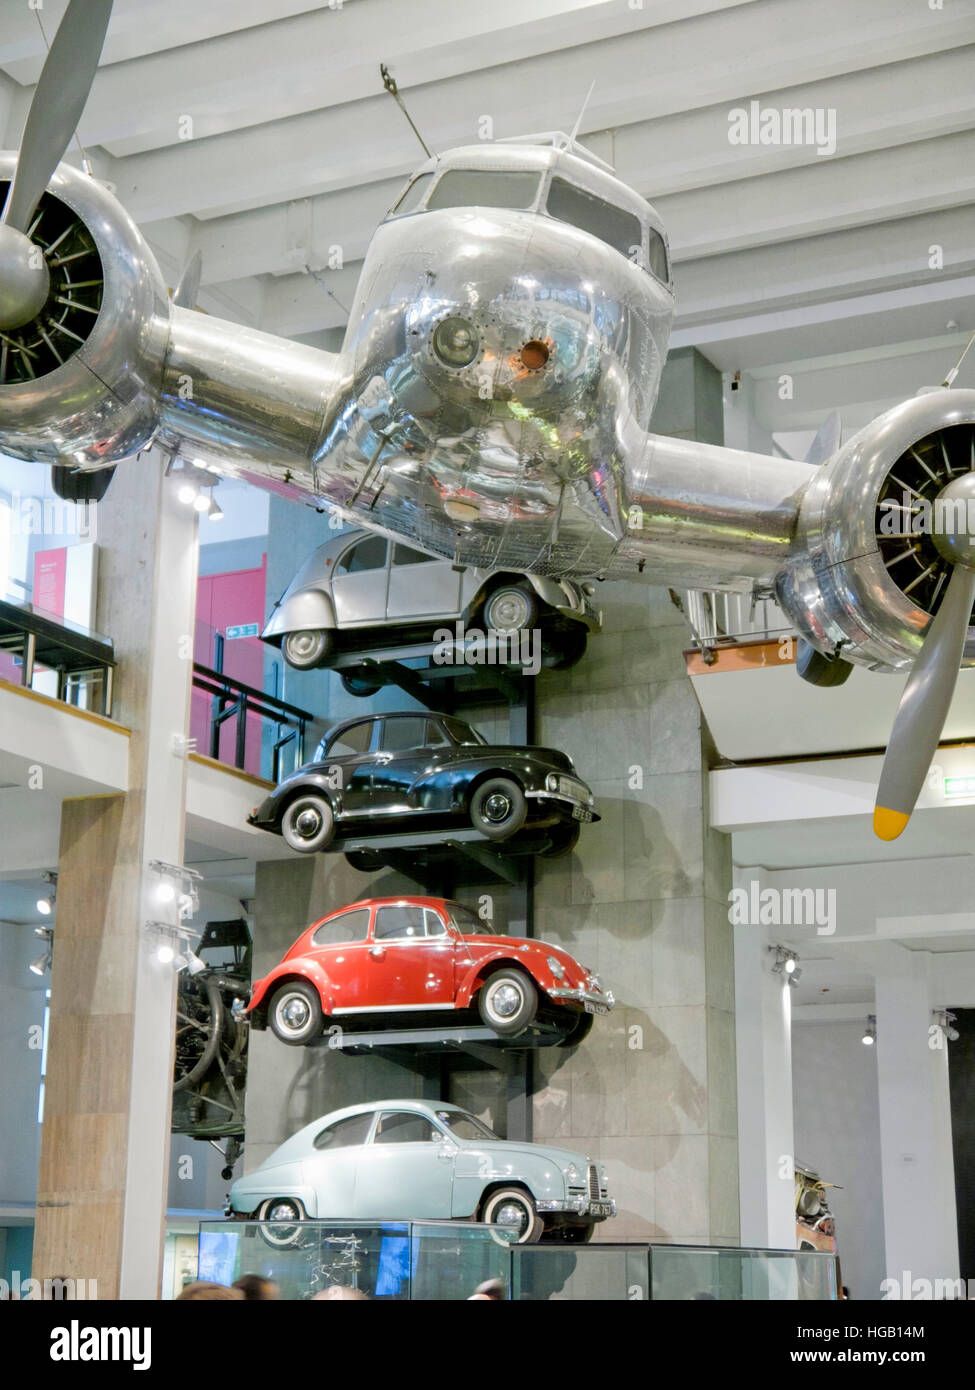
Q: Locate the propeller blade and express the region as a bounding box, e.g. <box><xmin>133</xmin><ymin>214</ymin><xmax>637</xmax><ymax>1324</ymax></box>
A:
<box><xmin>874</xmin><ymin>564</ymin><xmax>975</xmax><ymax>839</ymax></box>
<box><xmin>173</xmin><ymin>251</ymin><xmax>202</xmax><ymax>310</ymax></box>
<box><xmin>1</xmin><ymin>0</ymin><xmax>114</xmax><ymax>232</ymax></box>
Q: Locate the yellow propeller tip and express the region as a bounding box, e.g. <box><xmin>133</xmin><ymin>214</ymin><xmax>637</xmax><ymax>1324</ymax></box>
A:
<box><xmin>873</xmin><ymin>807</ymin><xmax>909</xmax><ymax>841</ymax></box>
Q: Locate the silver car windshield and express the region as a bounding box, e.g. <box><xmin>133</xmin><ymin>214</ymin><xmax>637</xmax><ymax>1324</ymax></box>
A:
<box><xmin>436</xmin><ymin>1110</ymin><xmax>499</xmax><ymax>1141</ymax></box>
<box><xmin>448</xmin><ymin>903</ymin><xmax>496</xmax><ymax>936</ymax></box>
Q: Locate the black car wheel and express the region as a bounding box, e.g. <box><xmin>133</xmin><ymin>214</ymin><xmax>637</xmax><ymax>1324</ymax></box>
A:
<box><xmin>544</xmin><ymin>625</ymin><xmax>588</xmax><ymax>670</ymax></box>
<box><xmin>540</xmin><ymin>823</ymin><xmax>580</xmax><ymax>859</ymax></box>
<box><xmin>480</xmin><ymin>1187</ymin><xmax>544</xmax><ymax>1244</ymax></box>
<box><xmin>478</xmin><ymin>969</ymin><xmax>538</xmax><ymax>1035</ymax></box>
<box><xmin>256</xmin><ymin>1197</ymin><xmax>307</xmax><ymax>1248</ymax></box>
<box><xmin>483</xmin><ymin>584</ymin><xmax>538</xmax><ymax>634</ymax></box>
<box><xmin>280</xmin><ymin>794</ymin><xmax>335</xmax><ymax>853</ymax></box>
<box><xmin>283</xmin><ymin>629</ymin><xmax>332</xmax><ymax>670</ymax></box>
<box><xmin>340</xmin><ymin>668</ymin><xmax>382</xmax><ymax>698</ymax></box>
<box><xmin>557</xmin><ymin>1011</ymin><xmax>594</xmax><ymax>1048</ymax></box>
<box><xmin>268</xmin><ymin>981</ymin><xmax>324</xmax><ymax>1046</ymax></box>
<box><xmin>469</xmin><ymin>776</ymin><xmax>527</xmax><ymax>840</ymax></box>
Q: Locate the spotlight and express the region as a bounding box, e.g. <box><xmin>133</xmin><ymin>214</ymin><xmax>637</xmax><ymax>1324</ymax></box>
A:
<box><xmin>862</xmin><ymin>1015</ymin><xmax>876</xmax><ymax>1046</ymax></box>
<box><xmin>177</xmin><ymin>482</ymin><xmax>198</xmax><ymax>506</ymax></box>
<box><xmin>193</xmin><ymin>491</ymin><xmax>210</xmax><ymax>513</ymax></box>
<box><xmin>29</xmin><ymin>950</ymin><xmax>52</xmax><ymax>976</ymax></box>
<box><xmin>156</xmin><ymin>943</ymin><xmax>175</xmax><ymax>965</ymax></box>
<box><xmin>36</xmin><ymin>897</ymin><xmax>53</xmax><ymax>915</ymax></box>
<box><xmin>206</xmin><ymin>494</ymin><xmax>224</xmax><ymax>521</ymax></box>
<box><xmin>35</xmin><ymin>869</ymin><xmax>57</xmax><ymax>916</ymax></box>
<box><xmin>155</xmin><ymin>881</ymin><xmax>176</xmax><ymax>905</ymax></box>
<box><xmin>769</xmin><ymin>945</ymin><xmax>799</xmax><ymax>976</ymax></box>
<box><xmin>788</xmin><ymin>966</ymin><xmax>802</xmax><ymax>988</ymax></box>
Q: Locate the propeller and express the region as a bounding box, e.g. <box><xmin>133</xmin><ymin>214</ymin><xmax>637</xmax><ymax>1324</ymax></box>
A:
<box><xmin>873</xmin><ymin>472</ymin><xmax>975</xmax><ymax>839</ymax></box>
<box><xmin>0</xmin><ymin>0</ymin><xmax>113</xmax><ymax>331</ymax></box>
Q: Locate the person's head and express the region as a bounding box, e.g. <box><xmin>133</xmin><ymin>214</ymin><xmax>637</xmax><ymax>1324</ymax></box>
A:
<box><xmin>177</xmin><ymin>1281</ymin><xmax>244</xmax><ymax>1300</ymax></box>
<box><xmin>312</xmin><ymin>1285</ymin><xmax>369</xmax><ymax>1300</ymax></box>
<box><xmin>468</xmin><ymin>1277</ymin><xmax>505</xmax><ymax>1301</ymax></box>
<box><xmin>233</xmin><ymin>1274</ymin><xmax>279</xmax><ymax>1301</ymax></box>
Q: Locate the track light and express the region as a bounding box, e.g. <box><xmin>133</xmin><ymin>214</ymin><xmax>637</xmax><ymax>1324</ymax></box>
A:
<box><xmin>769</xmin><ymin>945</ymin><xmax>799</xmax><ymax>978</ymax></box>
<box><xmin>193</xmin><ymin>491</ymin><xmax>210</xmax><ymax>513</ymax></box>
<box><xmin>29</xmin><ymin>950</ymin><xmax>52</xmax><ymax>976</ymax></box>
<box><xmin>934</xmin><ymin>1009</ymin><xmax>960</xmax><ymax>1042</ymax></box>
<box><xmin>862</xmin><ymin>1015</ymin><xmax>877</xmax><ymax>1046</ymax></box>
<box><xmin>35</xmin><ymin>869</ymin><xmax>57</xmax><ymax>916</ymax></box>
<box><xmin>207</xmin><ymin>493</ymin><xmax>224</xmax><ymax>521</ymax></box>
<box><xmin>177</xmin><ymin>482</ymin><xmax>198</xmax><ymax>506</ymax></box>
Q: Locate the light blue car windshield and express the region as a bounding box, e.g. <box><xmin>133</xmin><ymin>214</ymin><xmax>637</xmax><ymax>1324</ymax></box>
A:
<box><xmin>437</xmin><ymin>1110</ymin><xmax>499</xmax><ymax>1141</ymax></box>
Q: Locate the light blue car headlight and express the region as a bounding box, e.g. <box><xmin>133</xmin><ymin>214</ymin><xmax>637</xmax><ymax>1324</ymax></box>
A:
<box><xmin>547</xmin><ymin>956</ymin><xmax>565</xmax><ymax>980</ymax></box>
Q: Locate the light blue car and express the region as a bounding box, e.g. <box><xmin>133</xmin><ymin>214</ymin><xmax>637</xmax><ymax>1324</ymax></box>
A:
<box><xmin>227</xmin><ymin>1099</ymin><xmax>615</xmax><ymax>1244</ymax></box>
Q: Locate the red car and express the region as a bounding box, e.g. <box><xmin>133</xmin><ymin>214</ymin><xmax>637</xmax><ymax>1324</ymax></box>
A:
<box><xmin>246</xmin><ymin>896</ymin><xmax>614</xmax><ymax>1046</ymax></box>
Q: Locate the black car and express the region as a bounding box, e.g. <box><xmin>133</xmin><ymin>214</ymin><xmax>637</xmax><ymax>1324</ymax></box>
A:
<box><xmin>248</xmin><ymin>711</ymin><xmax>599</xmax><ymax>858</ymax></box>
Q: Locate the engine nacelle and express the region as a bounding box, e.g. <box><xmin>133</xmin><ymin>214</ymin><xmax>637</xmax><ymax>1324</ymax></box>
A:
<box><xmin>776</xmin><ymin>389</ymin><xmax>975</xmax><ymax>672</ymax></box>
<box><xmin>0</xmin><ymin>155</ymin><xmax>170</xmax><ymax>470</ymax></box>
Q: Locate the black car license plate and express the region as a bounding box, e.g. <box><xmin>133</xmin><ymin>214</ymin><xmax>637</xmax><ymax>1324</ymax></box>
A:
<box><xmin>589</xmin><ymin>1201</ymin><xmax>613</xmax><ymax>1218</ymax></box>
<box><xmin>572</xmin><ymin>805</ymin><xmax>593</xmax><ymax>822</ymax></box>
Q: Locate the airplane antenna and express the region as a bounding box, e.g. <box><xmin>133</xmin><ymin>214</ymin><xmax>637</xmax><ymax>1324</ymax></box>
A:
<box><xmin>380</xmin><ymin>64</ymin><xmax>432</xmax><ymax>159</ymax></box>
<box><xmin>942</xmin><ymin>329</ymin><xmax>975</xmax><ymax>388</ymax></box>
<box><xmin>569</xmin><ymin>80</ymin><xmax>596</xmax><ymax>144</ymax></box>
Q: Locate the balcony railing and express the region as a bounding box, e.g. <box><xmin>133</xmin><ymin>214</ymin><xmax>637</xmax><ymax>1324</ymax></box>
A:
<box><xmin>192</xmin><ymin>663</ymin><xmax>313</xmax><ymax>782</ymax></box>
<box><xmin>672</xmin><ymin>588</ymin><xmax>795</xmax><ymax>663</ymax></box>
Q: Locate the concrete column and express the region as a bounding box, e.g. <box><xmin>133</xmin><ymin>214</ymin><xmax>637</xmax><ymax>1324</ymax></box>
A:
<box><xmin>733</xmin><ymin>869</ymin><xmax>796</xmax><ymax>1248</ymax></box>
<box><xmin>875</xmin><ymin>950</ymin><xmax>959</xmax><ymax>1290</ymax></box>
<box><xmin>31</xmin><ymin>451</ymin><xmax>198</xmax><ymax>1299</ymax></box>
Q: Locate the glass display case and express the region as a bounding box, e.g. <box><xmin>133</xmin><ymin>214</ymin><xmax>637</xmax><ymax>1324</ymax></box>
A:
<box><xmin>185</xmin><ymin>1222</ymin><xmax>839</xmax><ymax>1301</ymax></box>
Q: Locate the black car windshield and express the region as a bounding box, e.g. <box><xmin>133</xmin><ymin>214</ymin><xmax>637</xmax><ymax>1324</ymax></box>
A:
<box><xmin>436</xmin><ymin>1110</ymin><xmax>499</xmax><ymax>1141</ymax></box>
<box><xmin>448</xmin><ymin>902</ymin><xmax>497</xmax><ymax>936</ymax></box>
<box><xmin>442</xmin><ymin>716</ymin><xmax>486</xmax><ymax>746</ymax></box>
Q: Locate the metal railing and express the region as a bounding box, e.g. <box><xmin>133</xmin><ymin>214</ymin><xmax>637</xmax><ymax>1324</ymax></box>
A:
<box><xmin>192</xmin><ymin>663</ymin><xmax>313</xmax><ymax>781</ymax></box>
<box><xmin>672</xmin><ymin>587</ymin><xmax>796</xmax><ymax>663</ymax></box>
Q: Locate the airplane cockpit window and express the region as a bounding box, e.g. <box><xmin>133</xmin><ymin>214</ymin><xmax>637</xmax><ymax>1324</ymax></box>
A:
<box><xmin>647</xmin><ymin>226</ymin><xmax>670</xmax><ymax>284</ymax></box>
<box><xmin>547</xmin><ymin>176</ymin><xmax>644</xmax><ymax>266</ymax></box>
<box><xmin>426</xmin><ymin>169</ymin><xmax>541</xmax><ymax>212</ymax></box>
<box><xmin>389</xmin><ymin>172</ymin><xmax>434</xmax><ymax>216</ymax></box>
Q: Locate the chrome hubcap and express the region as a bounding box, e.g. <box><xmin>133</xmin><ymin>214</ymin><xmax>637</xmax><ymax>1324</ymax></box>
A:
<box><xmin>495</xmin><ymin>1201</ymin><xmax>528</xmax><ymax>1231</ymax></box>
<box><xmin>279</xmin><ymin>996</ymin><xmax>310</xmax><ymax>1031</ymax></box>
<box><xmin>295</xmin><ymin>806</ymin><xmax>323</xmax><ymax>837</ymax></box>
<box><xmin>489</xmin><ymin>592</ymin><xmax>530</xmax><ymax>630</ymax></box>
<box><xmin>483</xmin><ymin>792</ymin><xmax>512</xmax><ymax>823</ymax></box>
<box><xmin>268</xmin><ymin>1202</ymin><xmax>298</xmax><ymax>1222</ymax></box>
<box><xmin>490</xmin><ymin>983</ymin><xmax>521</xmax><ymax>1018</ymax></box>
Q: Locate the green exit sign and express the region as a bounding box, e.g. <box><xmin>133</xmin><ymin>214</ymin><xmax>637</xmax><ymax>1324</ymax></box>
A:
<box><xmin>944</xmin><ymin>776</ymin><xmax>975</xmax><ymax>797</ymax></box>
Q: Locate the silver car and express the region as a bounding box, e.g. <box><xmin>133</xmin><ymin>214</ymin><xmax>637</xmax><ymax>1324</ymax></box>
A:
<box><xmin>262</xmin><ymin>528</ymin><xmax>601</xmax><ymax>681</ymax></box>
<box><xmin>227</xmin><ymin>1098</ymin><xmax>615</xmax><ymax>1245</ymax></box>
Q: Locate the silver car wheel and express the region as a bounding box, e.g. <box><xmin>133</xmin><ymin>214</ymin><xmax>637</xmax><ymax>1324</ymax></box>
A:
<box><xmin>280</xmin><ymin>795</ymin><xmax>335</xmax><ymax>854</ymax></box>
<box><xmin>485</xmin><ymin>587</ymin><xmax>533</xmax><ymax>632</ymax></box>
<box><xmin>283</xmin><ymin>628</ymin><xmax>330</xmax><ymax>670</ymax></box>
<box><xmin>483</xmin><ymin>791</ymin><xmax>512</xmax><ymax>823</ymax></box>
<box><xmin>275</xmin><ymin>993</ymin><xmax>311</xmax><ymax>1034</ymax></box>
<box><xmin>495</xmin><ymin>1201</ymin><xmax>529</xmax><ymax>1233</ymax></box>
<box><xmin>487</xmin><ymin>981</ymin><xmax>522</xmax><ymax>1019</ymax></box>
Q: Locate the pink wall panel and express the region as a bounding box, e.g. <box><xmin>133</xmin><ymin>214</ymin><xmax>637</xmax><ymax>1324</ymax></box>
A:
<box><xmin>190</xmin><ymin>556</ymin><xmax>267</xmax><ymax>776</ymax></box>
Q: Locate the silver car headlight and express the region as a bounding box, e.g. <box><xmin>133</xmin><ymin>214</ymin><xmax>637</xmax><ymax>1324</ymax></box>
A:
<box><xmin>545</xmin><ymin>773</ymin><xmax>558</xmax><ymax>791</ymax></box>
<box><xmin>547</xmin><ymin>956</ymin><xmax>565</xmax><ymax>980</ymax></box>
<box><xmin>564</xmin><ymin>1163</ymin><xmax>579</xmax><ymax>1183</ymax></box>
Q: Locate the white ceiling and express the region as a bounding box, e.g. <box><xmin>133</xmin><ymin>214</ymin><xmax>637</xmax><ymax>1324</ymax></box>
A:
<box><xmin>1</xmin><ymin>0</ymin><xmax>972</xmax><ymax>433</ymax></box>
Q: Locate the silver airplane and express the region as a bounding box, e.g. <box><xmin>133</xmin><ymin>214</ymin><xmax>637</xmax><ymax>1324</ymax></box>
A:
<box><xmin>2</xmin><ymin>0</ymin><xmax>975</xmax><ymax>842</ymax></box>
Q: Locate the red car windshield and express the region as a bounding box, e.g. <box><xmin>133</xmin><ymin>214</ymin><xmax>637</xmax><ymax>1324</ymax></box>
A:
<box><xmin>448</xmin><ymin>903</ymin><xmax>496</xmax><ymax>935</ymax></box>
